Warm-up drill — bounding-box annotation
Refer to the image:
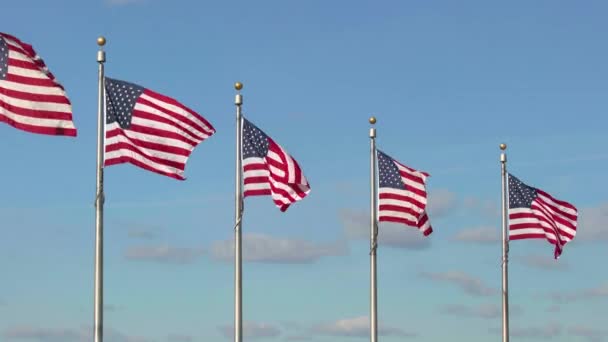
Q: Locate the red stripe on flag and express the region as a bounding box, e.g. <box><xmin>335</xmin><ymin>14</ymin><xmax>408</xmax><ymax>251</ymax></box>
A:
<box><xmin>104</xmin><ymin>156</ymin><xmax>184</xmax><ymax>181</ymax></box>
<box><xmin>0</xmin><ymin>114</ymin><xmax>76</xmax><ymax>136</ymax></box>
<box><xmin>0</xmin><ymin>98</ymin><xmax>72</xmax><ymax>120</ymax></box>
<box><xmin>0</xmin><ymin>87</ymin><xmax>71</xmax><ymax>104</ymax></box>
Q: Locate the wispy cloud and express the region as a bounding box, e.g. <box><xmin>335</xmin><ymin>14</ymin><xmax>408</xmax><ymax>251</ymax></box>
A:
<box><xmin>124</xmin><ymin>245</ymin><xmax>204</xmax><ymax>264</ymax></box>
<box><xmin>167</xmin><ymin>333</ymin><xmax>194</xmax><ymax>342</ymax></box>
<box><xmin>127</xmin><ymin>229</ymin><xmax>157</xmax><ymax>240</ymax></box>
<box><xmin>490</xmin><ymin>323</ymin><xmax>561</xmax><ymax>339</ymax></box>
<box><xmin>104</xmin><ymin>304</ymin><xmax>122</xmax><ymax>312</ymax></box>
<box><xmin>550</xmin><ymin>282</ymin><xmax>608</xmax><ymax>303</ymax></box>
<box><xmin>3</xmin><ymin>326</ymin><xmax>81</xmax><ymax>342</ymax></box>
<box><xmin>578</xmin><ymin>203</ymin><xmax>608</xmax><ymax>242</ymax></box>
<box><xmin>2</xmin><ymin>325</ymin><xmax>149</xmax><ymax>342</ymax></box>
<box><xmin>427</xmin><ymin>189</ymin><xmax>458</xmax><ymax>217</ymax></box>
<box><xmin>284</xmin><ymin>335</ymin><xmax>313</xmax><ymax>341</ymax></box>
<box><xmin>340</xmin><ymin>210</ymin><xmax>430</xmax><ymax>250</ymax></box>
<box><xmin>210</xmin><ymin>233</ymin><xmax>347</xmax><ymax>264</ymax></box>
<box><xmin>490</xmin><ymin>323</ymin><xmax>607</xmax><ymax>341</ymax></box>
<box><xmin>569</xmin><ymin>325</ymin><xmax>608</xmax><ymax>342</ymax></box>
<box><xmin>517</xmin><ymin>253</ymin><xmax>569</xmax><ymax>271</ymax></box>
<box><xmin>451</xmin><ymin>226</ymin><xmax>500</xmax><ymax>244</ymax></box>
<box><xmin>462</xmin><ymin>196</ymin><xmax>500</xmax><ymax>218</ymax></box>
<box><xmin>219</xmin><ymin>322</ymin><xmax>281</xmax><ymax>340</ymax></box>
<box><xmin>440</xmin><ymin>303</ymin><xmax>522</xmax><ymax>319</ymax></box>
<box><xmin>312</xmin><ymin>316</ymin><xmax>416</xmax><ymax>338</ymax></box>
<box><xmin>419</xmin><ymin>271</ymin><xmax>496</xmax><ymax>296</ymax></box>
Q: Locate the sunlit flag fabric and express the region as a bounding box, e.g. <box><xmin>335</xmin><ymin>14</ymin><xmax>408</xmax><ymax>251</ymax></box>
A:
<box><xmin>104</xmin><ymin>77</ymin><xmax>215</xmax><ymax>180</ymax></box>
<box><xmin>242</xmin><ymin>117</ymin><xmax>310</xmax><ymax>211</ymax></box>
<box><xmin>0</xmin><ymin>32</ymin><xmax>76</xmax><ymax>136</ymax></box>
<box><xmin>377</xmin><ymin>150</ymin><xmax>432</xmax><ymax>236</ymax></box>
<box><xmin>508</xmin><ymin>173</ymin><xmax>577</xmax><ymax>259</ymax></box>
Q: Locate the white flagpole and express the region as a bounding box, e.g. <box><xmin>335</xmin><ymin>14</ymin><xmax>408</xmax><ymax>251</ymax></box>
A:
<box><xmin>94</xmin><ymin>36</ymin><xmax>106</xmax><ymax>342</ymax></box>
<box><xmin>369</xmin><ymin>116</ymin><xmax>378</xmax><ymax>342</ymax></box>
<box><xmin>234</xmin><ymin>82</ymin><xmax>244</xmax><ymax>342</ymax></box>
<box><xmin>500</xmin><ymin>143</ymin><xmax>509</xmax><ymax>342</ymax></box>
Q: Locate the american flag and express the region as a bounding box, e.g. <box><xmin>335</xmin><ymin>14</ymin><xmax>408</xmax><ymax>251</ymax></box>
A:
<box><xmin>104</xmin><ymin>77</ymin><xmax>215</xmax><ymax>180</ymax></box>
<box><xmin>377</xmin><ymin>150</ymin><xmax>432</xmax><ymax>236</ymax></box>
<box><xmin>508</xmin><ymin>173</ymin><xmax>577</xmax><ymax>259</ymax></box>
<box><xmin>242</xmin><ymin>117</ymin><xmax>310</xmax><ymax>211</ymax></box>
<box><xmin>0</xmin><ymin>32</ymin><xmax>76</xmax><ymax>136</ymax></box>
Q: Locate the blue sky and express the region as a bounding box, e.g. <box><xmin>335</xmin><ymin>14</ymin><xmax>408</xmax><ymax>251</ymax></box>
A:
<box><xmin>1</xmin><ymin>0</ymin><xmax>607</xmax><ymax>341</ymax></box>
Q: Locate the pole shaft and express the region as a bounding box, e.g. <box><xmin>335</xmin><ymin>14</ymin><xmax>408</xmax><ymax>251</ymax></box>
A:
<box><xmin>94</xmin><ymin>48</ymin><xmax>106</xmax><ymax>342</ymax></box>
<box><xmin>501</xmin><ymin>152</ymin><xmax>509</xmax><ymax>342</ymax></box>
<box><xmin>370</xmin><ymin>127</ymin><xmax>378</xmax><ymax>342</ymax></box>
<box><xmin>234</xmin><ymin>93</ymin><xmax>243</xmax><ymax>342</ymax></box>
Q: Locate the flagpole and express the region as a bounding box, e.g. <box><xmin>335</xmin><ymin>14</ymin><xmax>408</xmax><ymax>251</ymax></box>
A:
<box><xmin>500</xmin><ymin>143</ymin><xmax>509</xmax><ymax>342</ymax></box>
<box><xmin>369</xmin><ymin>116</ymin><xmax>378</xmax><ymax>342</ymax></box>
<box><xmin>234</xmin><ymin>82</ymin><xmax>244</xmax><ymax>342</ymax></box>
<box><xmin>94</xmin><ymin>36</ymin><xmax>106</xmax><ymax>342</ymax></box>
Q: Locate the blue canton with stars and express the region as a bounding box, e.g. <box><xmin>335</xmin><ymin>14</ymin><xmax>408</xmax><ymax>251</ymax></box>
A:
<box><xmin>508</xmin><ymin>173</ymin><xmax>538</xmax><ymax>209</ymax></box>
<box><xmin>105</xmin><ymin>77</ymin><xmax>145</xmax><ymax>129</ymax></box>
<box><xmin>243</xmin><ymin>118</ymin><xmax>269</xmax><ymax>158</ymax></box>
<box><xmin>378</xmin><ymin>150</ymin><xmax>406</xmax><ymax>190</ymax></box>
<box><xmin>0</xmin><ymin>36</ymin><xmax>8</xmax><ymax>81</ymax></box>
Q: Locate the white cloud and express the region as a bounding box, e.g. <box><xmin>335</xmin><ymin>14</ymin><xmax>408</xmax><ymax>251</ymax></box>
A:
<box><xmin>517</xmin><ymin>254</ymin><xmax>569</xmax><ymax>271</ymax></box>
<box><xmin>340</xmin><ymin>210</ymin><xmax>430</xmax><ymax>250</ymax></box>
<box><xmin>124</xmin><ymin>245</ymin><xmax>204</xmax><ymax>264</ymax></box>
<box><xmin>462</xmin><ymin>196</ymin><xmax>500</xmax><ymax>218</ymax></box>
<box><xmin>128</xmin><ymin>229</ymin><xmax>157</xmax><ymax>240</ymax></box>
<box><xmin>2</xmin><ymin>325</ymin><xmax>148</xmax><ymax>342</ymax></box>
<box><xmin>284</xmin><ymin>335</ymin><xmax>313</xmax><ymax>341</ymax></box>
<box><xmin>569</xmin><ymin>325</ymin><xmax>608</xmax><ymax>342</ymax></box>
<box><xmin>219</xmin><ymin>322</ymin><xmax>280</xmax><ymax>340</ymax></box>
<box><xmin>104</xmin><ymin>304</ymin><xmax>122</xmax><ymax>312</ymax></box>
<box><xmin>419</xmin><ymin>271</ymin><xmax>496</xmax><ymax>296</ymax></box>
<box><xmin>578</xmin><ymin>203</ymin><xmax>608</xmax><ymax>242</ymax></box>
<box><xmin>490</xmin><ymin>323</ymin><xmax>562</xmax><ymax>339</ymax></box>
<box><xmin>210</xmin><ymin>233</ymin><xmax>347</xmax><ymax>264</ymax></box>
<box><xmin>509</xmin><ymin>323</ymin><xmax>562</xmax><ymax>339</ymax></box>
<box><xmin>440</xmin><ymin>303</ymin><xmax>522</xmax><ymax>319</ymax></box>
<box><xmin>427</xmin><ymin>189</ymin><xmax>458</xmax><ymax>217</ymax></box>
<box><xmin>452</xmin><ymin>226</ymin><xmax>500</xmax><ymax>244</ymax></box>
<box><xmin>167</xmin><ymin>333</ymin><xmax>194</xmax><ymax>342</ymax></box>
<box><xmin>312</xmin><ymin>316</ymin><xmax>416</xmax><ymax>338</ymax></box>
<box><xmin>550</xmin><ymin>282</ymin><xmax>608</xmax><ymax>303</ymax></box>
<box><xmin>3</xmin><ymin>326</ymin><xmax>81</xmax><ymax>342</ymax></box>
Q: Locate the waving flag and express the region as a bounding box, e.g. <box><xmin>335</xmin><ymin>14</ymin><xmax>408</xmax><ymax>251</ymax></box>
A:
<box><xmin>104</xmin><ymin>77</ymin><xmax>215</xmax><ymax>180</ymax></box>
<box><xmin>0</xmin><ymin>32</ymin><xmax>76</xmax><ymax>136</ymax></box>
<box><xmin>377</xmin><ymin>150</ymin><xmax>432</xmax><ymax>236</ymax></box>
<box><xmin>508</xmin><ymin>173</ymin><xmax>578</xmax><ymax>259</ymax></box>
<box><xmin>242</xmin><ymin>117</ymin><xmax>310</xmax><ymax>211</ymax></box>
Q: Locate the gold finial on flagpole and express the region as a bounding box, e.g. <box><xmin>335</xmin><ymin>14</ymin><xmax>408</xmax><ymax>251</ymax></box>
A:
<box><xmin>500</xmin><ymin>143</ymin><xmax>507</xmax><ymax>150</ymax></box>
<box><xmin>97</xmin><ymin>36</ymin><xmax>106</xmax><ymax>46</ymax></box>
<box><xmin>369</xmin><ymin>116</ymin><xmax>377</xmax><ymax>125</ymax></box>
<box><xmin>235</xmin><ymin>82</ymin><xmax>243</xmax><ymax>91</ymax></box>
